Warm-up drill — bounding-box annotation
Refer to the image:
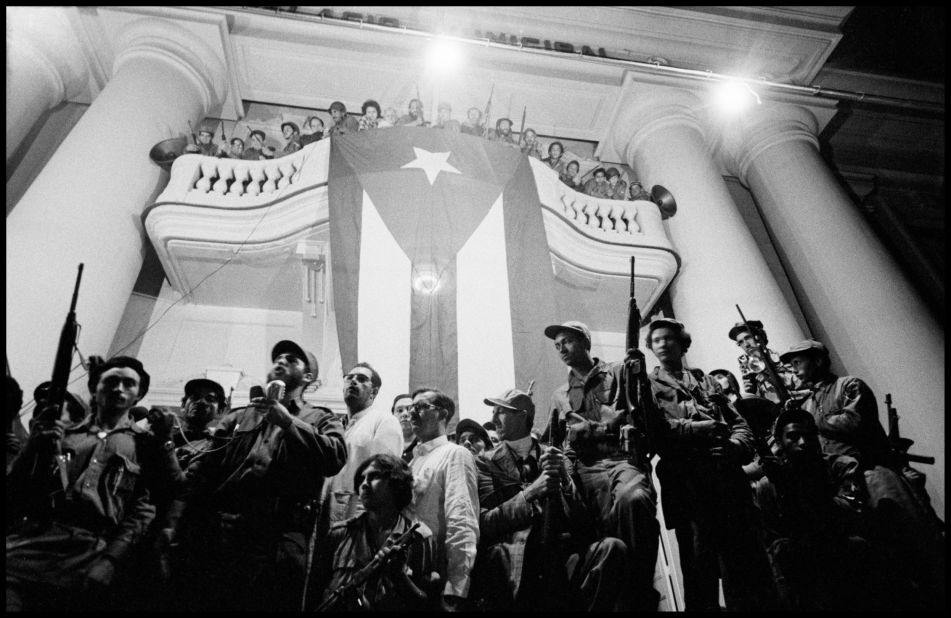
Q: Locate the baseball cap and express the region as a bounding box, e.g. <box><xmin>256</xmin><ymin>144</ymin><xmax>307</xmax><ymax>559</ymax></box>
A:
<box><xmin>271</xmin><ymin>340</ymin><xmax>319</xmax><ymax>377</ymax></box>
<box><xmin>543</xmin><ymin>321</ymin><xmax>591</xmax><ymax>348</ymax></box>
<box><xmin>728</xmin><ymin>320</ymin><xmax>763</xmax><ymax>341</ymax></box>
<box><xmin>184</xmin><ymin>378</ymin><xmax>226</xmax><ymax>404</ymax></box>
<box><xmin>483</xmin><ymin>388</ymin><xmax>535</xmax><ymax>414</ymax></box>
<box><xmin>779</xmin><ymin>339</ymin><xmax>828</xmax><ymax>364</ymax></box>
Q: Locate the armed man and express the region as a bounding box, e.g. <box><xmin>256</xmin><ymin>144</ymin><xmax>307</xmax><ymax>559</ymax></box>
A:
<box><xmin>780</xmin><ymin>338</ymin><xmax>945</xmax><ymax>610</ymax></box>
<box><xmin>7</xmin><ymin>356</ymin><xmax>157</xmax><ymax>611</ymax></box>
<box><xmin>727</xmin><ymin>319</ymin><xmax>798</xmax><ymax>403</ymax></box>
<box><xmin>470</xmin><ymin>387</ymin><xmax>628</xmax><ymax>611</ymax></box>
<box><xmin>173</xmin><ymin>340</ymin><xmax>347</xmax><ymax>611</ymax></box>
<box><xmin>644</xmin><ymin>318</ymin><xmax>775</xmax><ymax>611</ymax></box>
<box><xmin>544</xmin><ymin>320</ymin><xmax>660</xmax><ymax>611</ymax></box>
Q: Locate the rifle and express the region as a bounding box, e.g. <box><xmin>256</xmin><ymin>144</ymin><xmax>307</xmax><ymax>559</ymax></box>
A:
<box><xmin>186</xmin><ymin>120</ymin><xmax>198</xmax><ymax>145</ymax></box>
<box><xmin>482</xmin><ymin>83</ymin><xmax>494</xmax><ymax>138</ymax></box>
<box><xmin>618</xmin><ymin>256</ymin><xmax>651</xmax><ymax>460</ymax></box>
<box><xmin>519</xmin><ymin>105</ymin><xmax>527</xmax><ymax>137</ymax></box>
<box><xmin>885</xmin><ymin>393</ymin><xmax>934</xmax><ymax>466</ymax></box>
<box><xmin>316</xmin><ymin>522</ymin><xmax>421</xmax><ymax>611</ymax></box>
<box><xmin>42</xmin><ymin>263</ymin><xmax>84</xmax><ymax>494</ymax></box>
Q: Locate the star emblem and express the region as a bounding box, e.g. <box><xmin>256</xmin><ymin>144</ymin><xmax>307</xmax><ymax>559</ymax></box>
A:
<box><xmin>401</xmin><ymin>147</ymin><xmax>461</xmax><ymax>185</ymax></box>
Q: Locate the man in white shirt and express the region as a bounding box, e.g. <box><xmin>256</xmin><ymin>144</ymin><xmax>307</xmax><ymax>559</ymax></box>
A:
<box><xmin>408</xmin><ymin>387</ymin><xmax>479</xmax><ymax>611</ymax></box>
<box><xmin>326</xmin><ymin>363</ymin><xmax>403</xmax><ymax>523</ymax></box>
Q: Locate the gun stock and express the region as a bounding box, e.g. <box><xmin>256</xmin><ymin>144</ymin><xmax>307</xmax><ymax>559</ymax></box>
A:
<box><xmin>884</xmin><ymin>393</ymin><xmax>935</xmax><ymax>466</ymax></box>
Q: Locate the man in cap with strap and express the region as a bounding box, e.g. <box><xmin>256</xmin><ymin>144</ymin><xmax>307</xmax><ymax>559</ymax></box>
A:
<box><xmin>544</xmin><ymin>320</ymin><xmax>660</xmax><ymax>611</ymax></box>
<box><xmin>470</xmin><ymin>387</ymin><xmax>627</xmax><ymax>611</ymax></box>
<box><xmin>434</xmin><ymin>102</ymin><xmax>461</xmax><ymax>133</ymax></box>
<box><xmin>644</xmin><ymin>318</ymin><xmax>775</xmax><ymax>611</ymax></box>
<box><xmin>174</xmin><ymin>340</ymin><xmax>347</xmax><ymax>611</ymax></box>
<box><xmin>281</xmin><ymin>121</ymin><xmax>302</xmax><ymax>155</ymax></box>
<box><xmin>7</xmin><ymin>356</ymin><xmax>157</xmax><ymax>611</ymax></box>
<box><xmin>242</xmin><ymin>129</ymin><xmax>268</xmax><ymax>160</ymax></box>
<box><xmin>780</xmin><ymin>338</ymin><xmax>944</xmax><ymax>609</ymax></box>
<box><xmin>728</xmin><ymin>319</ymin><xmax>797</xmax><ymax>403</ymax></box>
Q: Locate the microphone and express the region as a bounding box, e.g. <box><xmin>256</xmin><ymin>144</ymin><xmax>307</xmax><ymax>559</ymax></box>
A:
<box><xmin>249</xmin><ymin>385</ymin><xmax>265</xmax><ymax>401</ymax></box>
<box><xmin>130</xmin><ymin>406</ymin><xmax>149</xmax><ymax>422</ymax></box>
<box><xmin>266</xmin><ymin>380</ymin><xmax>285</xmax><ymax>402</ymax></box>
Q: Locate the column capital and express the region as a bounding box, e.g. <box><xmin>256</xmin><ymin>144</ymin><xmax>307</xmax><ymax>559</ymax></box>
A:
<box><xmin>718</xmin><ymin>103</ymin><xmax>820</xmax><ymax>186</ymax></box>
<box><xmin>112</xmin><ymin>17</ymin><xmax>228</xmax><ymax>115</ymax></box>
<box><xmin>7</xmin><ymin>7</ymin><xmax>91</xmax><ymax>103</ymax></box>
<box><xmin>615</xmin><ymin>87</ymin><xmax>707</xmax><ymax>164</ymax></box>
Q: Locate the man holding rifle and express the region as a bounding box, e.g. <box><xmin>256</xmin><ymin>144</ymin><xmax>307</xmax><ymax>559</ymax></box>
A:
<box><xmin>780</xmin><ymin>338</ymin><xmax>945</xmax><ymax>609</ymax></box>
<box><xmin>7</xmin><ymin>356</ymin><xmax>157</xmax><ymax>611</ymax></box>
<box><xmin>544</xmin><ymin>319</ymin><xmax>660</xmax><ymax>611</ymax></box>
<box><xmin>644</xmin><ymin>318</ymin><xmax>775</xmax><ymax>611</ymax></box>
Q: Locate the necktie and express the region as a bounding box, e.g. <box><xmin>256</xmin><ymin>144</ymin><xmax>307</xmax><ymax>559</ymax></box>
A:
<box><xmin>518</xmin><ymin>455</ymin><xmax>539</xmax><ymax>483</ymax></box>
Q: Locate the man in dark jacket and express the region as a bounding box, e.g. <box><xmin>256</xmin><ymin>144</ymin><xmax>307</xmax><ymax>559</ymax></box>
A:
<box><xmin>175</xmin><ymin>340</ymin><xmax>347</xmax><ymax>611</ymax></box>
<box><xmin>7</xmin><ymin>356</ymin><xmax>157</xmax><ymax>611</ymax></box>
<box><xmin>645</xmin><ymin>318</ymin><xmax>775</xmax><ymax>611</ymax></box>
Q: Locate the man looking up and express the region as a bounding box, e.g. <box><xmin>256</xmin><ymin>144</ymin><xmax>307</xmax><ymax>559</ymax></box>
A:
<box><xmin>7</xmin><ymin>356</ymin><xmax>156</xmax><ymax>611</ymax></box>
<box><xmin>327</xmin><ymin>363</ymin><xmax>402</xmax><ymax>524</ymax></box>
<box><xmin>391</xmin><ymin>393</ymin><xmax>417</xmax><ymax>463</ymax></box>
<box><xmin>545</xmin><ymin>320</ymin><xmax>660</xmax><ymax>611</ymax></box>
<box><xmin>408</xmin><ymin>388</ymin><xmax>479</xmax><ymax>611</ymax></box>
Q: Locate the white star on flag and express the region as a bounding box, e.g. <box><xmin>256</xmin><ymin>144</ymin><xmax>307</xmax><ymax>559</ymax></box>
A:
<box><xmin>401</xmin><ymin>147</ymin><xmax>461</xmax><ymax>185</ymax></box>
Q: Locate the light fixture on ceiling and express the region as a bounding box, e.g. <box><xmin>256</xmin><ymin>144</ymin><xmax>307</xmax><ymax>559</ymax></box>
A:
<box><xmin>426</xmin><ymin>36</ymin><xmax>464</xmax><ymax>73</ymax></box>
<box><xmin>711</xmin><ymin>79</ymin><xmax>761</xmax><ymax>114</ymax></box>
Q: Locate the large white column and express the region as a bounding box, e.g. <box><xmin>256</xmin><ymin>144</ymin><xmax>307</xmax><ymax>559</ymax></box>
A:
<box><xmin>615</xmin><ymin>88</ymin><xmax>806</xmax><ymax>373</ymax></box>
<box><xmin>6</xmin><ymin>18</ymin><xmax>227</xmax><ymax>392</ymax></box>
<box><xmin>722</xmin><ymin>103</ymin><xmax>945</xmax><ymax>519</ymax></box>
<box><xmin>6</xmin><ymin>7</ymin><xmax>90</xmax><ymax>161</ymax></box>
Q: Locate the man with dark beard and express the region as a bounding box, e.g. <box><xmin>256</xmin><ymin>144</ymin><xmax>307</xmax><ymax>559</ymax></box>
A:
<box><xmin>174</xmin><ymin>340</ymin><xmax>347</xmax><ymax>611</ymax></box>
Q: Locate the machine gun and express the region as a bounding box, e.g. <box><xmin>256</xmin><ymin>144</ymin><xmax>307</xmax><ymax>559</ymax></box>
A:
<box><xmin>41</xmin><ymin>263</ymin><xmax>84</xmax><ymax>494</ymax></box>
<box><xmin>316</xmin><ymin>523</ymin><xmax>421</xmax><ymax>611</ymax></box>
<box><xmin>885</xmin><ymin>393</ymin><xmax>934</xmax><ymax>466</ymax></box>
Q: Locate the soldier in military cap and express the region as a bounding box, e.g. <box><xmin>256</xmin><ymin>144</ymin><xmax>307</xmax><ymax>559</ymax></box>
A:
<box><xmin>172</xmin><ymin>340</ymin><xmax>347</xmax><ymax>611</ymax></box>
<box><xmin>7</xmin><ymin>356</ymin><xmax>157</xmax><ymax>611</ymax></box>
<box><xmin>242</xmin><ymin>129</ymin><xmax>268</xmax><ymax>160</ymax></box>
<box><xmin>544</xmin><ymin>320</ymin><xmax>660</xmax><ymax>611</ymax></box>
<box><xmin>644</xmin><ymin>317</ymin><xmax>775</xmax><ymax>611</ymax></box>
<box><xmin>469</xmin><ymin>386</ymin><xmax>627</xmax><ymax>611</ymax></box>
<box><xmin>728</xmin><ymin>319</ymin><xmax>798</xmax><ymax>403</ymax></box>
<box><xmin>281</xmin><ymin>121</ymin><xmax>302</xmax><ymax>155</ymax></box>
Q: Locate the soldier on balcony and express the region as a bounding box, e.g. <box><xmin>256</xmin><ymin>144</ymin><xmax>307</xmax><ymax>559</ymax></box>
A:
<box><xmin>241</xmin><ymin>130</ymin><xmax>269</xmax><ymax>161</ymax></box>
<box><xmin>560</xmin><ymin>159</ymin><xmax>582</xmax><ymax>191</ymax></box>
<box><xmin>605</xmin><ymin>167</ymin><xmax>628</xmax><ymax>200</ymax></box>
<box><xmin>582</xmin><ymin>167</ymin><xmax>610</xmax><ymax>198</ymax></box>
<box><xmin>542</xmin><ymin>141</ymin><xmax>566</xmax><ymax>175</ymax></box>
<box><xmin>280</xmin><ymin>122</ymin><xmax>302</xmax><ymax>155</ymax></box>
<box><xmin>490</xmin><ymin>117</ymin><xmax>518</xmax><ymax>148</ymax></box>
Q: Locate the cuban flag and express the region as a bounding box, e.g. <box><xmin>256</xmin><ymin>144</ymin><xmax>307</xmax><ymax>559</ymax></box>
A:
<box><xmin>329</xmin><ymin>127</ymin><xmax>560</xmax><ymax>425</ymax></box>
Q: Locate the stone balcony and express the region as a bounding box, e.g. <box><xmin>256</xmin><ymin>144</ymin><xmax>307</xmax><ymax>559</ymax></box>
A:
<box><xmin>145</xmin><ymin>136</ymin><xmax>680</xmax><ymax>320</ymax></box>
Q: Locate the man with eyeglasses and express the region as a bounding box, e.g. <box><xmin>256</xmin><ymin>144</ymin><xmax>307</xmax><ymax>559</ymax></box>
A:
<box><xmin>391</xmin><ymin>394</ymin><xmax>417</xmax><ymax>463</ymax></box>
<box><xmin>407</xmin><ymin>388</ymin><xmax>479</xmax><ymax>611</ymax></box>
<box><xmin>172</xmin><ymin>340</ymin><xmax>347</xmax><ymax>611</ymax></box>
<box><xmin>326</xmin><ymin>363</ymin><xmax>402</xmax><ymax>524</ymax></box>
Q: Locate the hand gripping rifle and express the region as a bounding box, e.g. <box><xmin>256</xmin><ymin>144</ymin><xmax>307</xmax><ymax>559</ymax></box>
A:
<box><xmin>885</xmin><ymin>393</ymin><xmax>934</xmax><ymax>466</ymax></box>
<box><xmin>316</xmin><ymin>522</ymin><xmax>421</xmax><ymax>612</ymax></box>
<box><xmin>43</xmin><ymin>263</ymin><xmax>84</xmax><ymax>494</ymax></box>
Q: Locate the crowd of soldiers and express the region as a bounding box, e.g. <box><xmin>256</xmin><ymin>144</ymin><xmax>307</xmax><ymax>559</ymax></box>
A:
<box><xmin>6</xmin><ymin>308</ymin><xmax>945</xmax><ymax>612</ymax></box>
<box><xmin>183</xmin><ymin>98</ymin><xmax>651</xmax><ymax>200</ymax></box>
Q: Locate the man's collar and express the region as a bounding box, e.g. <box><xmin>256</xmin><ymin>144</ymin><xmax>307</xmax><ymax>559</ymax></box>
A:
<box><xmin>568</xmin><ymin>357</ymin><xmax>605</xmax><ymax>382</ymax></box>
<box><xmin>414</xmin><ymin>434</ymin><xmax>448</xmax><ymax>456</ymax></box>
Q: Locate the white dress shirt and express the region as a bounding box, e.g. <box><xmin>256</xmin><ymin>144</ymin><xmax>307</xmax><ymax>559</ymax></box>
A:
<box><xmin>327</xmin><ymin>402</ymin><xmax>403</xmax><ymax>522</ymax></box>
<box><xmin>409</xmin><ymin>434</ymin><xmax>480</xmax><ymax>598</ymax></box>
